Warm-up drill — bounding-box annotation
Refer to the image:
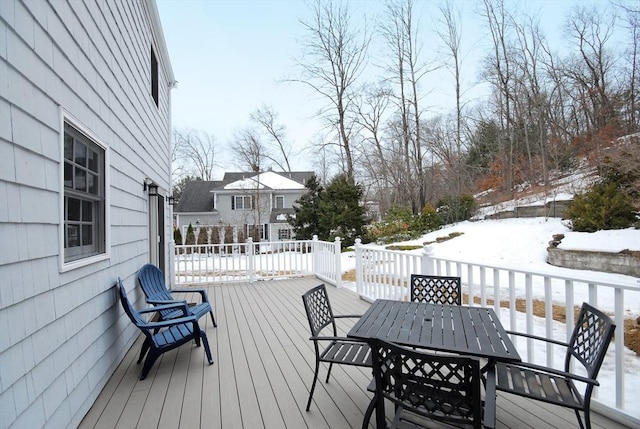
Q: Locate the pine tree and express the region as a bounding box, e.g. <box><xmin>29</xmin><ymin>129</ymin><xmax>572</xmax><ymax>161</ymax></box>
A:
<box><xmin>319</xmin><ymin>174</ymin><xmax>367</xmax><ymax>247</ymax></box>
<box><xmin>289</xmin><ymin>175</ymin><xmax>325</xmax><ymax>240</ymax></box>
<box><xmin>173</xmin><ymin>227</ymin><xmax>183</xmax><ymax>245</ymax></box>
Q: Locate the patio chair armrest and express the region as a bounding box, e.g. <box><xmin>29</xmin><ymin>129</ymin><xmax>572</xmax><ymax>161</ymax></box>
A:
<box><xmin>483</xmin><ymin>365</ymin><xmax>497</xmax><ymax>429</ymax></box>
<box><xmin>138</xmin><ymin>301</ymin><xmax>190</xmax><ymax>317</ymax></box>
<box><xmin>505</xmin><ymin>330</ymin><xmax>568</xmax><ymax>348</ymax></box>
<box><xmin>333</xmin><ymin>314</ymin><xmax>363</xmax><ymax>319</ymax></box>
<box><xmin>168</xmin><ymin>288</ymin><xmax>209</xmax><ymax>303</ymax></box>
<box><xmin>140</xmin><ymin>314</ymin><xmax>198</xmax><ymax>330</ymax></box>
<box><xmin>504</xmin><ymin>361</ymin><xmax>599</xmax><ymax>386</ymax></box>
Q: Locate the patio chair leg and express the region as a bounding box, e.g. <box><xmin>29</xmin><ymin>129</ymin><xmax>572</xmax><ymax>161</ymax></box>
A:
<box><xmin>577</xmin><ymin>408</ymin><xmax>587</xmax><ymax>429</ymax></box>
<box><xmin>200</xmin><ymin>330</ymin><xmax>214</xmax><ymax>364</ymax></box>
<box><xmin>325</xmin><ymin>362</ymin><xmax>334</xmax><ymax>383</ymax></box>
<box><xmin>306</xmin><ymin>360</ymin><xmax>321</xmax><ymax>411</ymax></box>
<box><xmin>140</xmin><ymin>351</ymin><xmax>160</xmax><ymax>380</ymax></box>
<box><xmin>362</xmin><ymin>395</ymin><xmax>376</xmax><ymax>429</ymax></box>
<box><xmin>210</xmin><ymin>310</ymin><xmax>217</xmax><ymax>327</ymax></box>
<box><xmin>137</xmin><ymin>338</ymin><xmax>151</xmax><ymax>363</ymax></box>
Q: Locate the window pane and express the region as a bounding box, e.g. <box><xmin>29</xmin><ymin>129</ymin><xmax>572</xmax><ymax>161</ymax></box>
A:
<box><xmin>74</xmin><ymin>141</ymin><xmax>87</xmax><ymax>166</ymax></box>
<box><xmin>88</xmin><ymin>149</ymin><xmax>98</xmax><ymax>172</ymax></box>
<box><xmin>67</xmin><ymin>225</ymin><xmax>80</xmax><ymax>247</ymax></box>
<box><xmin>82</xmin><ymin>225</ymin><xmax>92</xmax><ymax>245</ymax></box>
<box><xmin>87</xmin><ymin>173</ymin><xmax>98</xmax><ymax>195</ymax></box>
<box><xmin>64</xmin><ymin>162</ymin><xmax>73</xmax><ymax>188</ymax></box>
<box><xmin>68</xmin><ymin>197</ymin><xmax>81</xmax><ymax>221</ymax></box>
<box><xmin>75</xmin><ymin>167</ymin><xmax>86</xmax><ymax>191</ymax></box>
<box><xmin>64</xmin><ymin>135</ymin><xmax>73</xmax><ymax>160</ymax></box>
<box><xmin>82</xmin><ymin>200</ymin><xmax>93</xmax><ymax>221</ymax></box>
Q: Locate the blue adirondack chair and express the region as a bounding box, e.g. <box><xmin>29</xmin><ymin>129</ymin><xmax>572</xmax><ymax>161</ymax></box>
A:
<box><xmin>117</xmin><ymin>278</ymin><xmax>214</xmax><ymax>380</ymax></box>
<box><xmin>137</xmin><ymin>263</ymin><xmax>217</xmax><ymax>327</ymax></box>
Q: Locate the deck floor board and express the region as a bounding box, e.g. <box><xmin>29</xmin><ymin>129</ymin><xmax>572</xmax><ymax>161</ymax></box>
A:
<box><xmin>79</xmin><ymin>277</ymin><xmax>631</xmax><ymax>429</ymax></box>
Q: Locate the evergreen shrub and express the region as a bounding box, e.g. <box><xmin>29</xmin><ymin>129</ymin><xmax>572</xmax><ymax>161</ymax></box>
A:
<box><xmin>566</xmin><ymin>182</ymin><xmax>637</xmax><ymax>232</ymax></box>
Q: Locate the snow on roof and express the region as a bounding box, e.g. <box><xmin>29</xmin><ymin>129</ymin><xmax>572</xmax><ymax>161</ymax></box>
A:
<box><xmin>223</xmin><ymin>171</ymin><xmax>306</xmax><ymax>190</ymax></box>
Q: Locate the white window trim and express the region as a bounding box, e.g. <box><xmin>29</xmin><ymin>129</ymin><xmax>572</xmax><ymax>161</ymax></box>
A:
<box><xmin>59</xmin><ymin>110</ymin><xmax>111</xmax><ymax>272</ymax></box>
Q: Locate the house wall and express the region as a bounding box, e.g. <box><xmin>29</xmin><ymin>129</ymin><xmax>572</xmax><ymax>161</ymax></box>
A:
<box><xmin>0</xmin><ymin>1</ymin><xmax>173</xmax><ymax>428</ymax></box>
<box><xmin>213</xmin><ymin>189</ymin><xmax>304</xmax><ymax>231</ymax></box>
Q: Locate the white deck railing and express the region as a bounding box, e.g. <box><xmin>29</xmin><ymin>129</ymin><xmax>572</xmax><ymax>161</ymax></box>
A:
<box><xmin>172</xmin><ymin>237</ymin><xmax>639</xmax><ymax>426</ymax></box>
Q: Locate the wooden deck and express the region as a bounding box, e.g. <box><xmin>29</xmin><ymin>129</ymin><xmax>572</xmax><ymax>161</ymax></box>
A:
<box><xmin>79</xmin><ymin>277</ymin><xmax>630</xmax><ymax>429</ymax></box>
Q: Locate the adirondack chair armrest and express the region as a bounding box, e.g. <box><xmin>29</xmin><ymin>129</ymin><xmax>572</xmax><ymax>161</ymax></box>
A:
<box><xmin>138</xmin><ymin>301</ymin><xmax>190</xmax><ymax>317</ymax></box>
<box><xmin>139</xmin><ymin>314</ymin><xmax>199</xmax><ymax>330</ymax></box>
<box><xmin>503</xmin><ymin>361</ymin><xmax>599</xmax><ymax>386</ymax></box>
<box><xmin>483</xmin><ymin>365</ymin><xmax>497</xmax><ymax>429</ymax></box>
<box><xmin>505</xmin><ymin>330</ymin><xmax>568</xmax><ymax>348</ymax></box>
<box><xmin>146</xmin><ymin>296</ymin><xmax>188</xmax><ymax>306</ymax></box>
<box><xmin>168</xmin><ymin>288</ymin><xmax>209</xmax><ymax>303</ymax></box>
<box><xmin>334</xmin><ymin>314</ymin><xmax>363</xmax><ymax>319</ymax></box>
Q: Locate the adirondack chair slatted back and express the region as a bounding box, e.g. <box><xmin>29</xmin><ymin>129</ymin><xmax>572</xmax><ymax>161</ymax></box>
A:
<box><xmin>117</xmin><ymin>280</ymin><xmax>151</xmax><ymax>334</ymax></box>
<box><xmin>410</xmin><ymin>274</ymin><xmax>462</xmax><ymax>305</ymax></box>
<box><xmin>138</xmin><ymin>263</ymin><xmax>172</xmax><ymax>299</ymax></box>
<box><xmin>566</xmin><ymin>303</ymin><xmax>615</xmax><ymax>379</ymax></box>
<box><xmin>302</xmin><ymin>284</ymin><xmax>336</xmax><ymax>338</ymax></box>
<box><xmin>369</xmin><ymin>338</ymin><xmax>484</xmax><ymax>429</ymax></box>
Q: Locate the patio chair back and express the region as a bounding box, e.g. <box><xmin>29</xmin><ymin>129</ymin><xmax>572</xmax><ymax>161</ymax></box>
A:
<box><xmin>410</xmin><ymin>274</ymin><xmax>462</xmax><ymax>305</ymax></box>
<box><xmin>368</xmin><ymin>338</ymin><xmax>486</xmax><ymax>429</ymax></box>
<box><xmin>566</xmin><ymin>302</ymin><xmax>615</xmax><ymax>381</ymax></box>
<box><xmin>302</xmin><ymin>283</ymin><xmax>337</xmax><ymax>338</ymax></box>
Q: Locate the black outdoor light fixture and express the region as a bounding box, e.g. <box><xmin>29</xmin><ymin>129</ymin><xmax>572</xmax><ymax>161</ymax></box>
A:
<box><xmin>167</xmin><ymin>196</ymin><xmax>176</xmax><ymax>206</ymax></box>
<box><xmin>143</xmin><ymin>178</ymin><xmax>159</xmax><ymax>196</ymax></box>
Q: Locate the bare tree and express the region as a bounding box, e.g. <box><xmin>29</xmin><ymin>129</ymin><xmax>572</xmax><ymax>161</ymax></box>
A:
<box><xmin>173</xmin><ymin>128</ymin><xmax>220</xmax><ymax>181</ymax></box>
<box><xmin>565</xmin><ymin>6</ymin><xmax>617</xmax><ymax>130</ymax></box>
<box><xmin>437</xmin><ymin>1</ymin><xmax>466</xmax><ymax>197</ymax></box>
<box><xmin>482</xmin><ymin>0</ymin><xmax>516</xmax><ymax>192</ymax></box>
<box><xmin>250</xmin><ymin>105</ymin><xmax>293</xmax><ymax>171</ymax></box>
<box><xmin>231</xmin><ymin>128</ymin><xmax>267</xmax><ymax>172</ymax></box>
<box><xmin>379</xmin><ymin>0</ymin><xmax>434</xmax><ymax>213</ymax></box>
<box><xmin>295</xmin><ymin>0</ymin><xmax>370</xmax><ymax>182</ymax></box>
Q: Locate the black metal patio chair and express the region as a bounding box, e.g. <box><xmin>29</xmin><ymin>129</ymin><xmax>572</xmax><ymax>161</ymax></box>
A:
<box><xmin>410</xmin><ymin>274</ymin><xmax>462</xmax><ymax>305</ymax></box>
<box><xmin>365</xmin><ymin>338</ymin><xmax>495</xmax><ymax>429</ymax></box>
<box><xmin>301</xmin><ymin>283</ymin><xmax>372</xmax><ymax>411</ymax></box>
<box><xmin>117</xmin><ymin>278</ymin><xmax>214</xmax><ymax>380</ymax></box>
<box><xmin>495</xmin><ymin>302</ymin><xmax>615</xmax><ymax>429</ymax></box>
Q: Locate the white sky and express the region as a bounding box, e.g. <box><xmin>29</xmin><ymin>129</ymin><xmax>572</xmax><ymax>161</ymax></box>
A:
<box><xmin>156</xmin><ymin>0</ymin><xmax>629</xmax><ymax>175</ymax></box>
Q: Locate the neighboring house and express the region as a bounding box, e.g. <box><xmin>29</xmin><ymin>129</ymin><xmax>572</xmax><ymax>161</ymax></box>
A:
<box><xmin>0</xmin><ymin>1</ymin><xmax>174</xmax><ymax>428</ymax></box>
<box><xmin>175</xmin><ymin>171</ymin><xmax>314</xmax><ymax>243</ymax></box>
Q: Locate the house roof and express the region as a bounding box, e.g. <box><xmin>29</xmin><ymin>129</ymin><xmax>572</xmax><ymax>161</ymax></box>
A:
<box><xmin>174</xmin><ymin>180</ymin><xmax>219</xmax><ymax>212</ymax></box>
<box><xmin>174</xmin><ymin>171</ymin><xmax>315</xmax><ymax>213</ymax></box>
<box><xmin>223</xmin><ymin>171</ymin><xmax>307</xmax><ymax>191</ymax></box>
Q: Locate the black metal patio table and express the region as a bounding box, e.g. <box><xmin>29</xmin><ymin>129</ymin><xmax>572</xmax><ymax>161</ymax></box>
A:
<box><xmin>348</xmin><ymin>299</ymin><xmax>521</xmax><ymax>428</ymax></box>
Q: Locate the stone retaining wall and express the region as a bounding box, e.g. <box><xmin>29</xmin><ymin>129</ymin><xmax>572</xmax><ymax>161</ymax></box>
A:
<box><xmin>486</xmin><ymin>200</ymin><xmax>572</xmax><ymax>219</ymax></box>
<box><xmin>547</xmin><ymin>247</ymin><xmax>640</xmax><ymax>277</ymax></box>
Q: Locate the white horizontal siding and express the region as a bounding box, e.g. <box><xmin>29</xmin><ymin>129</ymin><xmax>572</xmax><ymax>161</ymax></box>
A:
<box><xmin>0</xmin><ymin>0</ymin><xmax>173</xmax><ymax>428</ymax></box>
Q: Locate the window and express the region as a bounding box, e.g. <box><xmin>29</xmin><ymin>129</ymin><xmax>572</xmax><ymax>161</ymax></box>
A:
<box><xmin>274</xmin><ymin>195</ymin><xmax>285</xmax><ymax>209</ymax></box>
<box><xmin>247</xmin><ymin>224</ymin><xmax>267</xmax><ymax>240</ymax></box>
<box><xmin>151</xmin><ymin>46</ymin><xmax>159</xmax><ymax>106</ymax></box>
<box><xmin>278</xmin><ymin>229</ymin><xmax>291</xmax><ymax>240</ymax></box>
<box><xmin>63</xmin><ymin>122</ymin><xmax>106</xmax><ymax>263</ymax></box>
<box><xmin>232</xmin><ymin>195</ymin><xmax>253</xmax><ymax>210</ymax></box>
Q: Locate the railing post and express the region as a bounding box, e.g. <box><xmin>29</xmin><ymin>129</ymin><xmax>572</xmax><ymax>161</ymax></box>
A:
<box><xmin>169</xmin><ymin>240</ymin><xmax>176</xmax><ymax>287</ymax></box>
<box><xmin>421</xmin><ymin>245</ymin><xmax>435</xmax><ymax>275</ymax></box>
<box><xmin>334</xmin><ymin>236</ymin><xmax>342</xmax><ymax>288</ymax></box>
<box><xmin>312</xmin><ymin>235</ymin><xmax>319</xmax><ymax>275</ymax></box>
<box><xmin>247</xmin><ymin>236</ymin><xmax>255</xmax><ymax>283</ymax></box>
<box><xmin>355</xmin><ymin>238</ymin><xmax>362</xmax><ymax>296</ymax></box>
